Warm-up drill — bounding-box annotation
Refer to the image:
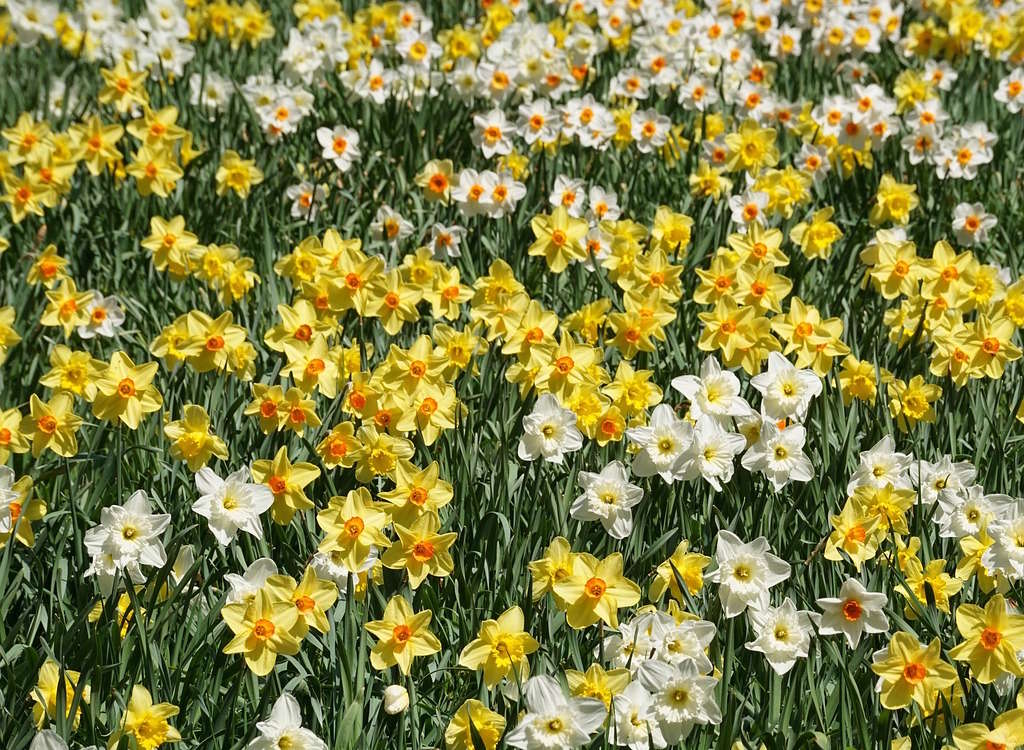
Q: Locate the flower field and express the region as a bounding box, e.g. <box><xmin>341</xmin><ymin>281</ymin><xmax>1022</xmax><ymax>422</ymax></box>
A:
<box><xmin>3</xmin><ymin>0</ymin><xmax>1024</xmax><ymax>748</ymax></box>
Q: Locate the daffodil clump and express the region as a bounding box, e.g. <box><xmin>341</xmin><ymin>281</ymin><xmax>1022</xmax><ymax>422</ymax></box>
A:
<box><xmin>3</xmin><ymin>0</ymin><xmax>1024</xmax><ymax>749</ymax></box>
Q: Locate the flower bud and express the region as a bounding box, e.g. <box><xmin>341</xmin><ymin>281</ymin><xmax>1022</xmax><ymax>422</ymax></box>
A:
<box><xmin>383</xmin><ymin>684</ymin><xmax>409</xmax><ymax>715</ymax></box>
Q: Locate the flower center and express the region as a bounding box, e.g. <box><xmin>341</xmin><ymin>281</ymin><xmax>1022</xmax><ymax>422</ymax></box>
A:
<box><xmin>252</xmin><ymin>618</ymin><xmax>275</xmax><ymax>639</ymax></box>
<box><xmin>841</xmin><ymin>599</ymin><xmax>862</xmax><ymax>621</ymax></box>
<box><xmin>118</xmin><ymin>378</ymin><xmax>136</xmax><ymax>398</ymax></box>
<box><xmin>412</xmin><ymin>540</ymin><xmax>435</xmax><ymax>561</ymax></box>
<box><xmin>902</xmin><ymin>662</ymin><xmax>926</xmax><ymax>684</ymax></box>
<box><xmin>343</xmin><ymin>516</ymin><xmax>365</xmax><ymax>539</ymax></box>
<box><xmin>392</xmin><ymin>624</ymin><xmax>412</xmax><ymax>643</ymax></box>
<box><xmin>980</xmin><ymin>627</ymin><xmax>1002</xmax><ymax>650</ymax></box>
<box><xmin>584</xmin><ymin>577</ymin><xmax>606</xmax><ymax>599</ymax></box>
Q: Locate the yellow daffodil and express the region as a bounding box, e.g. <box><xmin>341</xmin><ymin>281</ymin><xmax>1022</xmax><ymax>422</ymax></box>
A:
<box><xmin>365</xmin><ymin>594</ymin><xmax>441</xmax><ymax>675</ymax></box>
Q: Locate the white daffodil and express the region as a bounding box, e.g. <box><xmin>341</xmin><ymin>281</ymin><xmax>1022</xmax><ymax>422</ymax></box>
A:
<box><xmin>30</xmin><ymin>729</ymin><xmax>99</xmax><ymax>750</ymax></box>
<box><xmin>740</xmin><ymin>419</ymin><xmax>814</xmax><ymax>490</ymax></box>
<box><xmin>745</xmin><ymin>597</ymin><xmax>818</xmax><ymax>675</ymax></box>
<box><xmin>247</xmin><ymin>693</ymin><xmax>327</xmax><ymax>750</ymax></box>
<box><xmin>224</xmin><ymin>557</ymin><xmax>279</xmax><ymax>605</ymax></box>
<box><xmin>0</xmin><ymin>466</ymin><xmax>19</xmax><ymax>533</ymax></box>
<box><xmin>914</xmin><ymin>455</ymin><xmax>976</xmax><ymax>506</ymax></box>
<box><xmin>952</xmin><ymin>202</ymin><xmax>997</xmax><ymax>246</ymax></box>
<box><xmin>637</xmin><ymin>660</ymin><xmax>722</xmax><ymax>744</ymax></box>
<box><xmin>311</xmin><ymin>547</ymin><xmax>379</xmax><ymax>595</ymax></box>
<box><xmin>612</xmin><ymin>681</ymin><xmax>665</xmax><ymax>750</ymax></box>
<box><xmin>750</xmin><ymin>351</ymin><xmax>822</xmax><ymax>422</ymax></box>
<box><xmin>84</xmin><ymin>489</ymin><xmax>170</xmax><ymax>595</ymax></box>
<box><xmin>676</xmin><ymin>422</ymin><xmax>746</xmax><ymax>491</ymax></box>
<box><xmin>982</xmin><ymin>503</ymin><xmax>1024</xmax><ymax>581</ymax></box>
<box><xmin>549</xmin><ymin>174</ymin><xmax>587</xmax><ymax>218</ymax></box>
<box><xmin>602</xmin><ymin>616</ymin><xmax>657</xmax><ymax>673</ymax></box>
<box><xmin>428</xmin><ymin>223</ymin><xmax>466</xmax><ymax>259</ymax></box>
<box><xmin>370</xmin><ymin>204</ymin><xmax>413</xmax><ymax>247</ymax></box>
<box><xmin>77</xmin><ymin>293</ymin><xmax>125</xmax><ymax>339</ymax></box>
<box><xmin>935</xmin><ymin>484</ymin><xmax>1014</xmax><ymax>539</ymax></box>
<box><xmin>816</xmin><ymin>578</ymin><xmax>889</xmax><ymax>648</ymax></box>
<box><xmin>316</xmin><ymin>125</ymin><xmax>361</xmax><ymax>172</ymax></box>
<box><xmin>652</xmin><ymin>617</ymin><xmax>717</xmax><ymax>675</ymax></box>
<box><xmin>846</xmin><ymin>435</ymin><xmax>912</xmax><ymax>494</ymax></box>
<box><xmin>170</xmin><ymin>545</ymin><xmax>195</xmax><ymax>588</ymax></box>
<box><xmin>505</xmin><ymin>675</ymin><xmax>607</xmax><ymax>750</ymax></box>
<box><xmin>518</xmin><ymin>394</ymin><xmax>584</xmax><ymax>464</ymax></box>
<box><xmin>626</xmin><ymin>404</ymin><xmax>693</xmax><ymax>483</ymax></box>
<box><xmin>192</xmin><ymin>467</ymin><xmax>274</xmax><ymax>546</ymax></box>
<box><xmin>571</xmin><ymin>460</ymin><xmax>644</xmax><ymax>539</ymax></box>
<box><xmin>706</xmin><ymin>530</ymin><xmax>791</xmax><ymax>618</ymax></box>
<box><xmin>471</xmin><ymin>108</ymin><xmax>514</xmax><ymax>158</ymax></box>
<box><xmin>286</xmin><ymin>181</ymin><xmax>328</xmax><ymax>221</ymax></box>
<box><xmin>670</xmin><ymin>355</ymin><xmax>751</xmax><ymax>429</ymax></box>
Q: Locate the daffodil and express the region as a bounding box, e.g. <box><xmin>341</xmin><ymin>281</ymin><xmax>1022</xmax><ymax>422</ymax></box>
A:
<box><xmin>444</xmin><ymin>699</ymin><xmax>506</xmax><ymax>750</ymax></box>
<box><xmin>315</xmin><ymin>421</ymin><xmax>361</xmax><ymax>470</ymax></box>
<box><xmin>553</xmin><ymin>552</ymin><xmax>641</xmax><ymax>629</ymax></box>
<box><xmin>869</xmin><ymin>174</ymin><xmax>919</xmax><ymax>225</ymax></box>
<box><xmin>458</xmin><ymin>605</ymin><xmax>539</xmax><ymax>688</ymax></box>
<box><xmin>649</xmin><ymin>540</ymin><xmax>711</xmax><ymax>603</ymax></box>
<box><xmin>264</xmin><ymin>566</ymin><xmax>339</xmax><ymax>639</ymax></box>
<box><xmin>40</xmin><ymin>279</ymin><xmax>92</xmax><ymax>338</ymax></box>
<box><xmin>111</xmin><ymin>686</ymin><xmax>181</xmax><ymax>750</ymax></box>
<box><xmin>92</xmin><ymin>352</ymin><xmax>163</xmax><ymax>429</ymax></box>
<box><xmin>30</xmin><ymin>659</ymin><xmax>90</xmax><ymax>729</ymax></box>
<box><xmin>164</xmin><ymin>404</ymin><xmax>229</xmax><ymax>471</ymax></box>
<box><xmin>870</xmin><ymin>632</ymin><xmax>957</xmax><ymax>710</ymax></box>
<box><xmin>365</xmin><ymin>594</ymin><xmax>441</xmax><ymax>675</ymax></box>
<box><xmin>317</xmin><ymin>487</ymin><xmax>391</xmax><ymax>571</ymax></box>
<box><xmin>952</xmin><ymin>709</ymin><xmax>1024</xmax><ymax>750</ymax></box>
<box><xmin>528</xmin><ymin>206</ymin><xmax>588</xmax><ymax>273</ymax></box>
<box><xmin>36</xmin><ymin>347</ymin><xmax>101</xmax><ymax>402</ymax></box>
<box><xmin>21</xmin><ymin>393</ymin><xmax>81</xmax><ymax>458</ymax></box>
<box><xmin>222</xmin><ymin>589</ymin><xmax>301</xmax><ymax>676</ymax></box>
<box><xmin>381</xmin><ymin>512</ymin><xmax>457</xmax><ymax>589</ymax></box>
<box><xmin>948</xmin><ymin>594</ymin><xmax>1024</xmax><ymax>683</ymax></box>
<box><xmin>215</xmin><ymin>149</ymin><xmax>264</xmax><ymax>199</ymax></box>
<box><xmin>251</xmin><ymin>445</ymin><xmax>321</xmax><ymax>525</ymax></box>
